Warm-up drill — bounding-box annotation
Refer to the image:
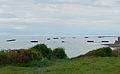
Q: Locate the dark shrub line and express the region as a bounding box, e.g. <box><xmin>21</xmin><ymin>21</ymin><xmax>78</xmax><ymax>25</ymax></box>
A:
<box><xmin>0</xmin><ymin>44</ymin><xmax>67</xmax><ymax>65</ymax></box>
<box><xmin>73</xmin><ymin>47</ymin><xmax>118</xmax><ymax>59</ymax></box>
<box><xmin>53</xmin><ymin>48</ymin><xmax>67</xmax><ymax>59</ymax></box>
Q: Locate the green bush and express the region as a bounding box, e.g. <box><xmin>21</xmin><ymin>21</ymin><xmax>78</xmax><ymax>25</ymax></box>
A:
<box><xmin>0</xmin><ymin>49</ymin><xmax>42</xmax><ymax>65</ymax></box>
<box><xmin>30</xmin><ymin>44</ymin><xmax>52</xmax><ymax>59</ymax></box>
<box><xmin>0</xmin><ymin>51</ymin><xmax>10</xmax><ymax>64</ymax></box>
<box><xmin>0</xmin><ymin>44</ymin><xmax>68</xmax><ymax>65</ymax></box>
<box><xmin>7</xmin><ymin>49</ymin><xmax>42</xmax><ymax>63</ymax></box>
<box><xmin>53</xmin><ymin>48</ymin><xmax>67</xmax><ymax>59</ymax></box>
<box><xmin>86</xmin><ymin>47</ymin><xmax>113</xmax><ymax>57</ymax></box>
<box><xmin>74</xmin><ymin>47</ymin><xmax>116</xmax><ymax>59</ymax></box>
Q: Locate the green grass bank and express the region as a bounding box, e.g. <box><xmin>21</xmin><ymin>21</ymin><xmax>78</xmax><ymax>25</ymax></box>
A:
<box><xmin>0</xmin><ymin>57</ymin><xmax>120</xmax><ymax>74</ymax></box>
<box><xmin>0</xmin><ymin>44</ymin><xmax>120</xmax><ymax>74</ymax></box>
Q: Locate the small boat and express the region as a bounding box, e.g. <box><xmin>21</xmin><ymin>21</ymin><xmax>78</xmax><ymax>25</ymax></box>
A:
<box><xmin>101</xmin><ymin>44</ymin><xmax>109</xmax><ymax>45</ymax></box>
<box><xmin>47</xmin><ymin>38</ymin><xmax>50</xmax><ymax>40</ymax></box>
<box><xmin>101</xmin><ymin>44</ymin><xmax>120</xmax><ymax>47</ymax></box>
<box><xmin>53</xmin><ymin>38</ymin><xmax>59</xmax><ymax>39</ymax></box>
<box><xmin>7</xmin><ymin>39</ymin><xmax>16</xmax><ymax>42</ymax></box>
<box><xmin>87</xmin><ymin>41</ymin><xmax>94</xmax><ymax>42</ymax></box>
<box><xmin>85</xmin><ymin>37</ymin><xmax>88</xmax><ymax>38</ymax></box>
<box><xmin>98</xmin><ymin>36</ymin><xmax>103</xmax><ymax>38</ymax></box>
<box><xmin>62</xmin><ymin>41</ymin><xmax>65</xmax><ymax>43</ymax></box>
<box><xmin>101</xmin><ymin>41</ymin><xmax>109</xmax><ymax>42</ymax></box>
<box><xmin>30</xmin><ymin>41</ymin><xmax>38</xmax><ymax>43</ymax></box>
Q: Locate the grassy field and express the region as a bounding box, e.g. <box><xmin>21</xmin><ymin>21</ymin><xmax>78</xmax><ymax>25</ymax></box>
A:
<box><xmin>0</xmin><ymin>57</ymin><xmax>120</xmax><ymax>74</ymax></box>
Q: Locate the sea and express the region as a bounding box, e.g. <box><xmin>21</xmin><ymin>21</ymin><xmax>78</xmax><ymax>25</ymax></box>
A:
<box><xmin>0</xmin><ymin>35</ymin><xmax>118</xmax><ymax>58</ymax></box>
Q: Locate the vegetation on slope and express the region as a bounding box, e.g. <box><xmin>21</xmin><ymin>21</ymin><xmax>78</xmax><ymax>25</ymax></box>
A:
<box><xmin>0</xmin><ymin>44</ymin><xmax>67</xmax><ymax>65</ymax></box>
<box><xmin>53</xmin><ymin>48</ymin><xmax>67</xmax><ymax>59</ymax></box>
<box><xmin>0</xmin><ymin>44</ymin><xmax>120</xmax><ymax>74</ymax></box>
<box><xmin>0</xmin><ymin>57</ymin><xmax>120</xmax><ymax>74</ymax></box>
<box><xmin>73</xmin><ymin>47</ymin><xmax>118</xmax><ymax>59</ymax></box>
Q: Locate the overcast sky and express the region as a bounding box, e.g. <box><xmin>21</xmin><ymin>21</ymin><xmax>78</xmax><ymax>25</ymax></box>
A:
<box><xmin>0</xmin><ymin>0</ymin><xmax>120</xmax><ymax>35</ymax></box>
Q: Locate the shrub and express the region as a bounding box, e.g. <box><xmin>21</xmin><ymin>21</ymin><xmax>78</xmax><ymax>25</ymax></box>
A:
<box><xmin>6</xmin><ymin>49</ymin><xmax>42</xmax><ymax>63</ymax></box>
<box><xmin>0</xmin><ymin>44</ymin><xmax>67</xmax><ymax>65</ymax></box>
<box><xmin>30</xmin><ymin>44</ymin><xmax>52</xmax><ymax>59</ymax></box>
<box><xmin>0</xmin><ymin>51</ymin><xmax>10</xmax><ymax>64</ymax></box>
<box><xmin>74</xmin><ymin>47</ymin><xmax>115</xmax><ymax>59</ymax></box>
<box><xmin>0</xmin><ymin>49</ymin><xmax>42</xmax><ymax>64</ymax></box>
<box><xmin>27</xmin><ymin>49</ymin><xmax>42</xmax><ymax>60</ymax></box>
<box><xmin>53</xmin><ymin>48</ymin><xmax>67</xmax><ymax>59</ymax></box>
<box><xmin>85</xmin><ymin>47</ymin><xmax>113</xmax><ymax>57</ymax></box>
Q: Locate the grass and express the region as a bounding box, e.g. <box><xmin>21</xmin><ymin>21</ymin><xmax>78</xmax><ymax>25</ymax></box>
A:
<box><xmin>0</xmin><ymin>57</ymin><xmax>120</xmax><ymax>74</ymax></box>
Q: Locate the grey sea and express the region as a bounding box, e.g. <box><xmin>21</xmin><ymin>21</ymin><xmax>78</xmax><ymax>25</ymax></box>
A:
<box><xmin>0</xmin><ymin>35</ymin><xmax>118</xmax><ymax>58</ymax></box>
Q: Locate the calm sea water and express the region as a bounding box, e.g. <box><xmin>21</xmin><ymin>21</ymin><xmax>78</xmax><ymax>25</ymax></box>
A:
<box><xmin>0</xmin><ymin>35</ymin><xmax>118</xmax><ymax>58</ymax></box>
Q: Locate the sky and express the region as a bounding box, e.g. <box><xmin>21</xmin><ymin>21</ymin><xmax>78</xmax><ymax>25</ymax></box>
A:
<box><xmin>0</xmin><ymin>0</ymin><xmax>120</xmax><ymax>35</ymax></box>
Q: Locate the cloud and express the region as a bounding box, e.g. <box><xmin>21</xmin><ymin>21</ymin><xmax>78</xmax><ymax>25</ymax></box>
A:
<box><xmin>0</xmin><ymin>0</ymin><xmax>120</xmax><ymax>35</ymax></box>
<box><xmin>96</xmin><ymin>0</ymin><xmax>116</xmax><ymax>6</ymax></box>
<box><xmin>0</xmin><ymin>18</ymin><xmax>18</xmax><ymax>22</ymax></box>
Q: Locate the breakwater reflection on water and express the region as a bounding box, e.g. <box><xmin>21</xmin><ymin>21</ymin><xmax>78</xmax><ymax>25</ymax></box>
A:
<box><xmin>0</xmin><ymin>35</ymin><xmax>117</xmax><ymax>58</ymax></box>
